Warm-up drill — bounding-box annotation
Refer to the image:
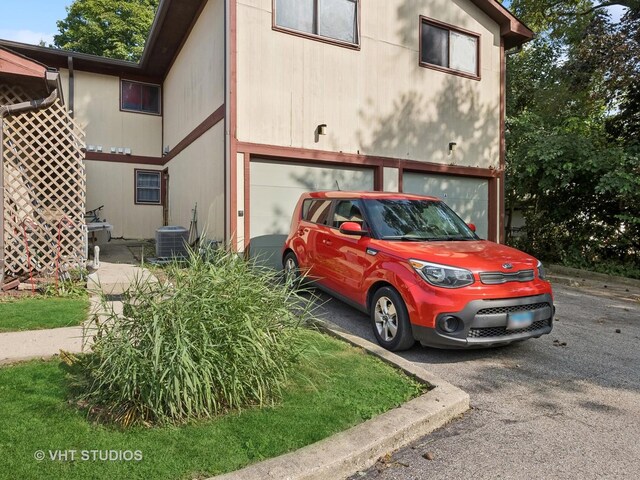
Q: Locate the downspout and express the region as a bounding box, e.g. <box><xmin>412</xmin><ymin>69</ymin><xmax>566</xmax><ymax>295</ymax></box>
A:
<box><xmin>67</xmin><ymin>56</ymin><xmax>74</xmax><ymax>118</ymax></box>
<box><xmin>0</xmin><ymin>88</ymin><xmax>59</xmax><ymax>288</ymax></box>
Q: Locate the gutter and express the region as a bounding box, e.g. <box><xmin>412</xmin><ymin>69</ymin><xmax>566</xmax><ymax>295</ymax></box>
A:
<box><xmin>0</xmin><ymin>85</ymin><xmax>59</xmax><ymax>288</ymax></box>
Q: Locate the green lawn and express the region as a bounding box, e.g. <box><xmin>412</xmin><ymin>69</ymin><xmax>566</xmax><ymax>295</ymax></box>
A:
<box><xmin>0</xmin><ymin>297</ymin><xmax>89</xmax><ymax>332</ymax></box>
<box><xmin>0</xmin><ymin>331</ymin><xmax>425</xmax><ymax>480</ymax></box>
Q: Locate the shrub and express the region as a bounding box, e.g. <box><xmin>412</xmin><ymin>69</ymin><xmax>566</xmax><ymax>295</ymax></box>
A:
<box><xmin>42</xmin><ymin>268</ymin><xmax>88</xmax><ymax>298</ymax></box>
<box><xmin>65</xmin><ymin>248</ymin><xmax>314</xmax><ymax>427</ymax></box>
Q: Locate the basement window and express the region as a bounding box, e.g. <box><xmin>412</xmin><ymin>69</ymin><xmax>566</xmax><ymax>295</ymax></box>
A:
<box><xmin>419</xmin><ymin>17</ymin><xmax>480</xmax><ymax>79</ymax></box>
<box><xmin>274</xmin><ymin>0</ymin><xmax>360</xmax><ymax>47</ymax></box>
<box><xmin>135</xmin><ymin>170</ymin><xmax>161</xmax><ymax>205</ymax></box>
<box><xmin>121</xmin><ymin>80</ymin><xmax>161</xmax><ymax>115</ymax></box>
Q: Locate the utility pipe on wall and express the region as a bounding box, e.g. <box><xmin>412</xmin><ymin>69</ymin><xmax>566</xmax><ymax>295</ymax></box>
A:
<box><xmin>67</xmin><ymin>56</ymin><xmax>74</xmax><ymax>118</ymax></box>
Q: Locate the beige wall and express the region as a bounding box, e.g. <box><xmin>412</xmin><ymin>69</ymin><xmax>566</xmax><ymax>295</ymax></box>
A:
<box><xmin>59</xmin><ymin>70</ymin><xmax>162</xmax><ymax>157</ymax></box>
<box><xmin>85</xmin><ymin>161</ymin><xmax>163</xmax><ymax>239</ymax></box>
<box><xmin>163</xmin><ymin>0</ymin><xmax>225</xmax><ymax>150</ymax></box>
<box><xmin>165</xmin><ymin>123</ymin><xmax>225</xmax><ymax>242</ymax></box>
<box><xmin>237</xmin><ymin>0</ymin><xmax>501</xmax><ymax>169</ymax></box>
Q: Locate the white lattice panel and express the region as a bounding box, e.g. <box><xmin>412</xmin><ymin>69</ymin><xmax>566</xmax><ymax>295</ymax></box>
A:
<box><xmin>1</xmin><ymin>84</ymin><xmax>86</xmax><ymax>279</ymax></box>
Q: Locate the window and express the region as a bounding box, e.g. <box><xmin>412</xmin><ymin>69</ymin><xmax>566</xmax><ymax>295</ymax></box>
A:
<box><xmin>135</xmin><ymin>170</ymin><xmax>161</xmax><ymax>205</ymax></box>
<box><xmin>302</xmin><ymin>199</ymin><xmax>332</xmax><ymax>225</ymax></box>
<box><xmin>420</xmin><ymin>17</ymin><xmax>479</xmax><ymax>78</ymax></box>
<box><xmin>275</xmin><ymin>0</ymin><xmax>359</xmax><ymax>46</ymax></box>
<box><xmin>121</xmin><ymin>80</ymin><xmax>161</xmax><ymax>114</ymax></box>
<box><xmin>332</xmin><ymin>200</ymin><xmax>364</xmax><ymax>228</ymax></box>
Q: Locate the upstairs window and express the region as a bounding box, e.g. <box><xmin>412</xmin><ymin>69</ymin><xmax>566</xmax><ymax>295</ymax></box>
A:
<box><xmin>121</xmin><ymin>80</ymin><xmax>161</xmax><ymax>115</ymax></box>
<box><xmin>420</xmin><ymin>17</ymin><xmax>480</xmax><ymax>79</ymax></box>
<box><xmin>275</xmin><ymin>0</ymin><xmax>359</xmax><ymax>47</ymax></box>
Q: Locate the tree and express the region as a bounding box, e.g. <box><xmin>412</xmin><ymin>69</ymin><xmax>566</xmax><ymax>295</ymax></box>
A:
<box><xmin>504</xmin><ymin>1</ymin><xmax>640</xmax><ymax>276</ymax></box>
<box><xmin>53</xmin><ymin>0</ymin><xmax>159</xmax><ymax>62</ymax></box>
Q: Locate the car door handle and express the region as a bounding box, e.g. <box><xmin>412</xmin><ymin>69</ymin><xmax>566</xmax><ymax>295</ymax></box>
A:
<box><xmin>323</xmin><ymin>239</ymin><xmax>333</xmax><ymax>246</ymax></box>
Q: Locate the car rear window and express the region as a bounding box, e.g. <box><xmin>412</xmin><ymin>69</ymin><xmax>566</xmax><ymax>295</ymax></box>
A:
<box><xmin>302</xmin><ymin>199</ymin><xmax>332</xmax><ymax>225</ymax></box>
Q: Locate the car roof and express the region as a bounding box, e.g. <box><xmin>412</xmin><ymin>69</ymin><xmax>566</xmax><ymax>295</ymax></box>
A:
<box><xmin>302</xmin><ymin>191</ymin><xmax>441</xmax><ymax>202</ymax></box>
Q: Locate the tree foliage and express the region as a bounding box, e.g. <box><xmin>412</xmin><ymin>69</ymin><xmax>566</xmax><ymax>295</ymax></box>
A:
<box><xmin>53</xmin><ymin>0</ymin><xmax>159</xmax><ymax>62</ymax></box>
<box><xmin>505</xmin><ymin>1</ymin><xmax>640</xmax><ymax>276</ymax></box>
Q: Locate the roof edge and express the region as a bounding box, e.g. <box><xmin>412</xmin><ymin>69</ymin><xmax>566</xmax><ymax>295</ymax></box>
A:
<box><xmin>470</xmin><ymin>0</ymin><xmax>534</xmax><ymax>48</ymax></box>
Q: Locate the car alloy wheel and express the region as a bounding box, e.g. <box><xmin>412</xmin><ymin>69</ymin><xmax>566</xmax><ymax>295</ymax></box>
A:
<box><xmin>374</xmin><ymin>296</ymin><xmax>398</xmax><ymax>342</ymax></box>
<box><xmin>370</xmin><ymin>286</ymin><xmax>415</xmax><ymax>351</ymax></box>
<box><xmin>283</xmin><ymin>252</ymin><xmax>300</xmax><ymax>286</ymax></box>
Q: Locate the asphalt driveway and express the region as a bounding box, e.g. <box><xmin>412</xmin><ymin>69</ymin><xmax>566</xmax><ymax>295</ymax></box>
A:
<box><xmin>312</xmin><ymin>283</ymin><xmax>640</xmax><ymax>480</ymax></box>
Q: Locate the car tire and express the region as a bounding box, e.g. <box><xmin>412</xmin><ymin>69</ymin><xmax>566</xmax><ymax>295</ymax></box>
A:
<box><xmin>283</xmin><ymin>251</ymin><xmax>301</xmax><ymax>286</ymax></box>
<box><xmin>370</xmin><ymin>286</ymin><xmax>415</xmax><ymax>351</ymax></box>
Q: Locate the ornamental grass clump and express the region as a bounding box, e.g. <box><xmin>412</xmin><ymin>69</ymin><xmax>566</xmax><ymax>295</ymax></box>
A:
<box><xmin>66</xmin><ymin>248</ymin><xmax>314</xmax><ymax>427</ymax></box>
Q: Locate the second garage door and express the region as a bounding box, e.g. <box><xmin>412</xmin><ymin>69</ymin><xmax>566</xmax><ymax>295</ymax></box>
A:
<box><xmin>403</xmin><ymin>172</ymin><xmax>489</xmax><ymax>239</ymax></box>
<box><xmin>250</xmin><ymin>159</ymin><xmax>375</xmax><ymax>268</ymax></box>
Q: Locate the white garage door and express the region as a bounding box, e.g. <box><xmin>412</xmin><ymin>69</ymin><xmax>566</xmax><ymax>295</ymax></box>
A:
<box><xmin>250</xmin><ymin>159</ymin><xmax>375</xmax><ymax>267</ymax></box>
<box><xmin>403</xmin><ymin>172</ymin><xmax>489</xmax><ymax>239</ymax></box>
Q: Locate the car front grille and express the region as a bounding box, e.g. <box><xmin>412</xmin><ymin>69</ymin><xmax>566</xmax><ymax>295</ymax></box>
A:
<box><xmin>479</xmin><ymin>269</ymin><xmax>535</xmax><ymax>285</ymax></box>
<box><xmin>476</xmin><ymin>302</ymin><xmax>549</xmax><ymax>316</ymax></box>
<box><xmin>468</xmin><ymin>319</ymin><xmax>550</xmax><ymax>338</ymax></box>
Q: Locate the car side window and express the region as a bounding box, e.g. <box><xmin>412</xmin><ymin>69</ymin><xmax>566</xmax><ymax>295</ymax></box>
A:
<box><xmin>332</xmin><ymin>200</ymin><xmax>365</xmax><ymax>229</ymax></box>
<box><xmin>302</xmin><ymin>199</ymin><xmax>332</xmax><ymax>225</ymax></box>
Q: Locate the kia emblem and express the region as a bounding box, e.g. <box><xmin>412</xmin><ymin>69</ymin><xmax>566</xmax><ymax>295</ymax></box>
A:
<box><xmin>502</xmin><ymin>263</ymin><xmax>513</xmax><ymax>270</ymax></box>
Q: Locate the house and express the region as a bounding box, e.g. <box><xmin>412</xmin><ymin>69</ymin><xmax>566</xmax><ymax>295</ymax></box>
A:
<box><xmin>0</xmin><ymin>0</ymin><xmax>532</xmax><ymax>270</ymax></box>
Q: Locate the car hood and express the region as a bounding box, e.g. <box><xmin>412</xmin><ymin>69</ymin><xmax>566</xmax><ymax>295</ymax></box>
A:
<box><xmin>373</xmin><ymin>239</ymin><xmax>538</xmax><ymax>272</ymax></box>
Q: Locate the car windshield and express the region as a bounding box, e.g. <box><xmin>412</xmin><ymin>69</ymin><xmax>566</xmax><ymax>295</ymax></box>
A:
<box><xmin>363</xmin><ymin>199</ymin><xmax>478</xmax><ymax>241</ymax></box>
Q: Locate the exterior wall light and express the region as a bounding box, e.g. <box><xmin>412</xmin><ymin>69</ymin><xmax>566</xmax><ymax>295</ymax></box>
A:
<box><xmin>317</xmin><ymin>124</ymin><xmax>327</xmax><ymax>135</ymax></box>
<box><xmin>449</xmin><ymin>142</ymin><xmax>457</xmax><ymax>154</ymax></box>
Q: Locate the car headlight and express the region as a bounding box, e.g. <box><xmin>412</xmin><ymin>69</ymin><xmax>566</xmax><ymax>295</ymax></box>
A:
<box><xmin>537</xmin><ymin>260</ymin><xmax>546</xmax><ymax>280</ymax></box>
<box><xmin>410</xmin><ymin>260</ymin><xmax>474</xmax><ymax>288</ymax></box>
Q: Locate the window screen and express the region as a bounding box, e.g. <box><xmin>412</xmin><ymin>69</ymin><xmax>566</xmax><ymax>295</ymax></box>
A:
<box><xmin>319</xmin><ymin>0</ymin><xmax>358</xmax><ymax>44</ymax></box>
<box><xmin>135</xmin><ymin>170</ymin><xmax>161</xmax><ymax>204</ymax></box>
<box><xmin>449</xmin><ymin>31</ymin><xmax>478</xmax><ymax>75</ymax></box>
<box><xmin>121</xmin><ymin>80</ymin><xmax>161</xmax><ymax>114</ymax></box>
<box><xmin>275</xmin><ymin>0</ymin><xmax>314</xmax><ymax>34</ymax></box>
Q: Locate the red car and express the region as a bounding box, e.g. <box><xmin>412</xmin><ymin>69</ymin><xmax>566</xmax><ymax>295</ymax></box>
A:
<box><xmin>283</xmin><ymin>191</ymin><xmax>554</xmax><ymax>351</ymax></box>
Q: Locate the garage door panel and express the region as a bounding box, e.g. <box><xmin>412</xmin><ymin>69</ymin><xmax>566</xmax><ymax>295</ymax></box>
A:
<box><xmin>250</xmin><ymin>160</ymin><xmax>374</xmax><ymax>268</ymax></box>
<box><xmin>403</xmin><ymin>172</ymin><xmax>489</xmax><ymax>240</ymax></box>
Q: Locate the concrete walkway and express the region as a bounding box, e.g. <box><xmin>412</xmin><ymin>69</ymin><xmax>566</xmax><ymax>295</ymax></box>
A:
<box><xmin>0</xmin><ymin>254</ymin><xmax>152</xmax><ymax>365</ymax></box>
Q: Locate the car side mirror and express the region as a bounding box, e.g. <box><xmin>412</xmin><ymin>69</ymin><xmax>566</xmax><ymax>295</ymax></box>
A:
<box><xmin>339</xmin><ymin>221</ymin><xmax>367</xmax><ymax>236</ymax></box>
<box><xmin>467</xmin><ymin>223</ymin><xmax>477</xmax><ymax>232</ymax></box>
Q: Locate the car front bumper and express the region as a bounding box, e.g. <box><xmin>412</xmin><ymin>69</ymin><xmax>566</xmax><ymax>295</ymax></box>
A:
<box><xmin>411</xmin><ymin>293</ymin><xmax>554</xmax><ymax>348</ymax></box>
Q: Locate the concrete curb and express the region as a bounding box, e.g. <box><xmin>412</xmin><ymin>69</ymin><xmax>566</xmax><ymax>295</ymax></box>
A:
<box><xmin>210</xmin><ymin>324</ymin><xmax>469</xmax><ymax>480</ymax></box>
<box><xmin>548</xmin><ymin>264</ymin><xmax>640</xmax><ymax>288</ymax></box>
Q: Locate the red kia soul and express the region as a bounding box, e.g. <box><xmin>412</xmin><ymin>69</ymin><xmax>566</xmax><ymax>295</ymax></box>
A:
<box><xmin>282</xmin><ymin>191</ymin><xmax>554</xmax><ymax>351</ymax></box>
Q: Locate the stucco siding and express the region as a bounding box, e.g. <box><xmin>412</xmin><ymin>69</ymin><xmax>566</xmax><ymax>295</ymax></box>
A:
<box><xmin>85</xmin><ymin>161</ymin><xmax>163</xmax><ymax>239</ymax></box>
<box><xmin>163</xmin><ymin>0</ymin><xmax>225</xmax><ymax>150</ymax></box>
<box><xmin>59</xmin><ymin>69</ymin><xmax>162</xmax><ymax>157</ymax></box>
<box><xmin>165</xmin><ymin>123</ymin><xmax>225</xmax><ymax>242</ymax></box>
<box><xmin>237</xmin><ymin>0</ymin><xmax>501</xmax><ymax>169</ymax></box>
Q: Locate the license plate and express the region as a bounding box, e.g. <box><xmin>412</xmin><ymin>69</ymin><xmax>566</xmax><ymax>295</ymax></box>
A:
<box><xmin>507</xmin><ymin>311</ymin><xmax>534</xmax><ymax>330</ymax></box>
